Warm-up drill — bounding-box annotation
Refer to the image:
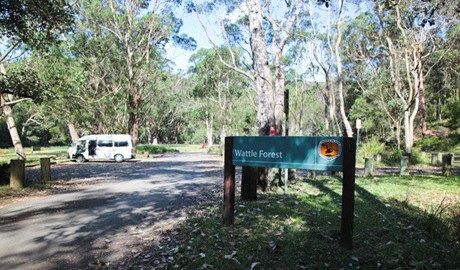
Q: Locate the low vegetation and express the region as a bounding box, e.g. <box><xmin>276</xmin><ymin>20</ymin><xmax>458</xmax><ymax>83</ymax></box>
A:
<box><xmin>0</xmin><ymin>146</ymin><xmax>70</xmax><ymax>166</ymax></box>
<box><xmin>125</xmin><ymin>174</ymin><xmax>460</xmax><ymax>270</ymax></box>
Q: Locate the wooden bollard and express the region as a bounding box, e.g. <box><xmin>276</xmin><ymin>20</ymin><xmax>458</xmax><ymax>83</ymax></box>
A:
<box><xmin>442</xmin><ymin>154</ymin><xmax>454</xmax><ymax>176</ymax></box>
<box><xmin>10</xmin><ymin>159</ymin><xmax>25</xmax><ymax>189</ymax></box>
<box><xmin>40</xmin><ymin>157</ymin><xmax>51</xmax><ymax>182</ymax></box>
<box><xmin>400</xmin><ymin>156</ymin><xmax>410</xmax><ymax>176</ymax></box>
<box><xmin>363</xmin><ymin>157</ymin><xmax>374</xmax><ymax>177</ymax></box>
<box><xmin>431</xmin><ymin>153</ymin><xmax>442</xmax><ymax>166</ymax></box>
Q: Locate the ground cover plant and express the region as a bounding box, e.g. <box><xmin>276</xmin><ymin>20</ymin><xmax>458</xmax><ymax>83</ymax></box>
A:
<box><xmin>137</xmin><ymin>174</ymin><xmax>460</xmax><ymax>270</ymax></box>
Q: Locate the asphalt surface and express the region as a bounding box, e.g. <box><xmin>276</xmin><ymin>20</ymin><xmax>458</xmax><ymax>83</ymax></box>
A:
<box><xmin>0</xmin><ymin>152</ymin><xmax>224</xmax><ymax>270</ymax></box>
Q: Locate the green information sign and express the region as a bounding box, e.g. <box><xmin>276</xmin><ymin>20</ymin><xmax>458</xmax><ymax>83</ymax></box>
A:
<box><xmin>232</xmin><ymin>136</ymin><xmax>344</xmax><ymax>171</ymax></box>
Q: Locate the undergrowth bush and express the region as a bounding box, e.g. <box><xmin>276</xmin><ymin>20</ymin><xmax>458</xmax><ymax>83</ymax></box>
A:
<box><xmin>380</xmin><ymin>147</ymin><xmax>427</xmax><ymax>166</ymax></box>
<box><xmin>423</xmin><ymin>198</ymin><xmax>457</xmax><ymax>241</ymax></box>
<box><xmin>415</xmin><ymin>136</ymin><xmax>455</xmax><ymax>151</ymax></box>
<box><xmin>358</xmin><ymin>139</ymin><xmax>385</xmax><ymax>160</ymax></box>
<box><xmin>136</xmin><ymin>145</ymin><xmax>179</xmax><ymax>154</ymax></box>
<box><xmin>207</xmin><ymin>145</ymin><xmax>224</xmax><ymax>156</ymax></box>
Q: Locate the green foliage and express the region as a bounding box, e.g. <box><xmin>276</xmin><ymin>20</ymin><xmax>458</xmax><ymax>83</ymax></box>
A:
<box><xmin>0</xmin><ymin>0</ymin><xmax>74</xmax><ymax>49</ymax></box>
<box><xmin>207</xmin><ymin>145</ymin><xmax>224</xmax><ymax>156</ymax></box>
<box><xmin>446</xmin><ymin>100</ymin><xmax>460</xmax><ymax>129</ymax></box>
<box><xmin>423</xmin><ymin>198</ymin><xmax>457</xmax><ymax>241</ymax></box>
<box><xmin>358</xmin><ymin>138</ymin><xmax>385</xmax><ymax>159</ymax></box>
<box><xmin>0</xmin><ymin>64</ymin><xmax>46</xmax><ymax>102</ymax></box>
<box><xmin>410</xmin><ymin>148</ymin><xmax>428</xmax><ymax>165</ymax></box>
<box><xmin>380</xmin><ymin>147</ymin><xmax>404</xmax><ymax>166</ymax></box>
<box><xmin>136</xmin><ymin>145</ymin><xmax>179</xmax><ymax>155</ymax></box>
<box><xmin>415</xmin><ymin>136</ymin><xmax>457</xmax><ymax>152</ymax></box>
<box><xmin>379</xmin><ymin>147</ymin><xmax>427</xmax><ymax>166</ymax></box>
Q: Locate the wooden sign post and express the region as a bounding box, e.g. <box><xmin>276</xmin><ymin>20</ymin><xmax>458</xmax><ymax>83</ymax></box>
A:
<box><xmin>223</xmin><ymin>136</ymin><xmax>356</xmax><ymax>249</ymax></box>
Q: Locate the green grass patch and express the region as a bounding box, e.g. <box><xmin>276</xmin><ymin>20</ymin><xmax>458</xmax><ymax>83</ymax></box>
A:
<box><xmin>158</xmin><ymin>175</ymin><xmax>460</xmax><ymax>270</ymax></box>
<box><xmin>0</xmin><ymin>146</ymin><xmax>69</xmax><ymax>166</ymax></box>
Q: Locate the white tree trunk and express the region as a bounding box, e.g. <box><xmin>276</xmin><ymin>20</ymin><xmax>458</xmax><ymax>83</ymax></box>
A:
<box><xmin>248</xmin><ymin>0</ymin><xmax>274</xmax><ymax>135</ymax></box>
<box><xmin>334</xmin><ymin>0</ymin><xmax>353</xmax><ymax>137</ymax></box>
<box><xmin>67</xmin><ymin>121</ymin><xmax>79</xmax><ymax>142</ymax></box>
<box><xmin>1</xmin><ymin>62</ymin><xmax>26</xmax><ymax>160</ymax></box>
<box><xmin>206</xmin><ymin>112</ymin><xmax>213</xmax><ymax>147</ymax></box>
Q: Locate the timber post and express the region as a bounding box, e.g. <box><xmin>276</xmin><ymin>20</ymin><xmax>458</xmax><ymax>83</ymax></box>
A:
<box><xmin>442</xmin><ymin>153</ymin><xmax>454</xmax><ymax>177</ymax></box>
<box><xmin>40</xmin><ymin>157</ymin><xmax>51</xmax><ymax>182</ymax></box>
<box><xmin>363</xmin><ymin>157</ymin><xmax>373</xmax><ymax>177</ymax></box>
<box><xmin>340</xmin><ymin>137</ymin><xmax>357</xmax><ymax>250</ymax></box>
<box><xmin>10</xmin><ymin>159</ymin><xmax>25</xmax><ymax>189</ymax></box>
<box><xmin>400</xmin><ymin>156</ymin><xmax>410</xmax><ymax>176</ymax></box>
<box><xmin>223</xmin><ymin>137</ymin><xmax>235</xmax><ymax>226</ymax></box>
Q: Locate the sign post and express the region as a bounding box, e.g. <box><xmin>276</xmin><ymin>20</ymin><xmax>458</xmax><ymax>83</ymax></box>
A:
<box><xmin>223</xmin><ymin>136</ymin><xmax>356</xmax><ymax>249</ymax></box>
<box><xmin>224</xmin><ymin>137</ymin><xmax>235</xmax><ymax>226</ymax></box>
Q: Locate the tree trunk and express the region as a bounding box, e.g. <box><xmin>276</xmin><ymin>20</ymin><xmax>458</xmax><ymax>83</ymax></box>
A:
<box><xmin>206</xmin><ymin>112</ymin><xmax>213</xmax><ymax>147</ymax></box>
<box><xmin>273</xmin><ymin>47</ymin><xmax>285</xmax><ymax>135</ymax></box>
<box><xmin>220</xmin><ymin>125</ymin><xmax>226</xmax><ymax>145</ymax></box>
<box><xmin>1</xmin><ymin>62</ymin><xmax>26</xmax><ymax>160</ymax></box>
<box><xmin>248</xmin><ymin>0</ymin><xmax>274</xmax><ymax>136</ymax></box>
<box><xmin>67</xmin><ymin>121</ymin><xmax>79</xmax><ymax>141</ymax></box>
<box><xmin>2</xmin><ymin>97</ymin><xmax>26</xmax><ymax>160</ymax></box>
<box><xmin>127</xmin><ymin>81</ymin><xmax>140</xmax><ymax>146</ymax></box>
<box><xmin>334</xmin><ymin>0</ymin><xmax>353</xmax><ymax>138</ymax></box>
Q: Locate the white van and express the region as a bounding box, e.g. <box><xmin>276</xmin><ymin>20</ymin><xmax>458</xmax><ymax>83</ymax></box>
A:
<box><xmin>69</xmin><ymin>134</ymin><xmax>136</xmax><ymax>163</ymax></box>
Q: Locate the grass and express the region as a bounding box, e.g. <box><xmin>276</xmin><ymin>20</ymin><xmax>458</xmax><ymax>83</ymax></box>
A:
<box><xmin>0</xmin><ymin>144</ymin><xmax>203</xmax><ymax>165</ymax></box>
<box><xmin>0</xmin><ymin>146</ymin><xmax>70</xmax><ymax>166</ymax></box>
<box><xmin>148</xmin><ymin>174</ymin><xmax>460</xmax><ymax>270</ymax></box>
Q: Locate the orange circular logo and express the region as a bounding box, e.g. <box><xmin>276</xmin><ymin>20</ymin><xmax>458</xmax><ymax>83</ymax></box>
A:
<box><xmin>319</xmin><ymin>140</ymin><xmax>341</xmax><ymax>161</ymax></box>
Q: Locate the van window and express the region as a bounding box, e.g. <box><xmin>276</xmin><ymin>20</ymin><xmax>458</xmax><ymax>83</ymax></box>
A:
<box><xmin>98</xmin><ymin>140</ymin><xmax>113</xmax><ymax>147</ymax></box>
<box><xmin>115</xmin><ymin>141</ymin><xmax>129</xmax><ymax>147</ymax></box>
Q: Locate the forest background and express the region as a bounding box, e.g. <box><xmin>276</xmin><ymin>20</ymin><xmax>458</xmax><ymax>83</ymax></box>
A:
<box><xmin>1</xmin><ymin>0</ymin><xmax>460</xmax><ymax>163</ymax></box>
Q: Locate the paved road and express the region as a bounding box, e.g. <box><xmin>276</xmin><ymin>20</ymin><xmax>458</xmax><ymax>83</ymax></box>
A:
<box><xmin>0</xmin><ymin>152</ymin><xmax>224</xmax><ymax>270</ymax></box>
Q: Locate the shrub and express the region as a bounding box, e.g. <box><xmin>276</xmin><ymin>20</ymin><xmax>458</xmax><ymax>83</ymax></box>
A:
<box><xmin>410</xmin><ymin>148</ymin><xmax>428</xmax><ymax>165</ymax></box>
<box><xmin>415</xmin><ymin>135</ymin><xmax>455</xmax><ymax>152</ymax></box>
<box><xmin>381</xmin><ymin>147</ymin><xmax>403</xmax><ymax>166</ymax></box>
<box><xmin>380</xmin><ymin>147</ymin><xmax>427</xmax><ymax>166</ymax></box>
<box><xmin>208</xmin><ymin>145</ymin><xmax>224</xmax><ymax>156</ymax></box>
<box><xmin>358</xmin><ymin>139</ymin><xmax>385</xmax><ymax>160</ymax></box>
<box><xmin>136</xmin><ymin>144</ymin><xmax>179</xmax><ymax>154</ymax></box>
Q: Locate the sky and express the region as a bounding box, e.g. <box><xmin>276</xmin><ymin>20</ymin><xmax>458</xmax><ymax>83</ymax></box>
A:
<box><xmin>165</xmin><ymin>1</ymin><xmax>369</xmax><ymax>73</ymax></box>
<box><xmin>165</xmin><ymin>8</ymin><xmax>216</xmax><ymax>72</ymax></box>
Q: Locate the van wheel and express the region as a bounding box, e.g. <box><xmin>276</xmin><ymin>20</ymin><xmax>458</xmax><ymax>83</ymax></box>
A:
<box><xmin>76</xmin><ymin>155</ymin><xmax>85</xmax><ymax>163</ymax></box>
<box><xmin>114</xmin><ymin>154</ymin><xmax>124</xmax><ymax>163</ymax></box>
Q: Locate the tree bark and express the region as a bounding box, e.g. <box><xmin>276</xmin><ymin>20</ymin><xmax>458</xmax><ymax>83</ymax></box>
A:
<box><xmin>1</xmin><ymin>62</ymin><xmax>26</xmax><ymax>160</ymax></box>
<box><xmin>67</xmin><ymin>121</ymin><xmax>79</xmax><ymax>141</ymax></box>
<box><xmin>334</xmin><ymin>0</ymin><xmax>353</xmax><ymax>137</ymax></box>
<box><xmin>2</xmin><ymin>96</ymin><xmax>26</xmax><ymax>160</ymax></box>
<box><xmin>248</xmin><ymin>0</ymin><xmax>274</xmax><ymax>136</ymax></box>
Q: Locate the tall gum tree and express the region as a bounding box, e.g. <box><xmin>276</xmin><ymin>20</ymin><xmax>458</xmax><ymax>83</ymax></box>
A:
<box><xmin>0</xmin><ymin>0</ymin><xmax>73</xmax><ymax>158</ymax></box>
<box><xmin>77</xmin><ymin>0</ymin><xmax>195</xmax><ymax>145</ymax></box>
<box><xmin>374</xmin><ymin>0</ymin><xmax>459</xmax><ymax>156</ymax></box>
<box><xmin>194</xmin><ymin>0</ymin><xmax>304</xmax><ymax>136</ymax></box>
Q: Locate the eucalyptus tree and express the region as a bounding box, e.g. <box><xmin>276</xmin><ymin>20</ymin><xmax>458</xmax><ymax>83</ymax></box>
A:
<box><xmin>193</xmin><ymin>0</ymin><xmax>305</xmax><ymax>136</ymax></box>
<box><xmin>75</xmin><ymin>0</ymin><xmax>195</xmax><ymax>145</ymax></box>
<box><xmin>189</xmin><ymin>47</ymin><xmax>249</xmax><ymax>146</ymax></box>
<box><xmin>0</xmin><ymin>0</ymin><xmax>74</xmax><ymax>158</ymax></box>
<box><xmin>372</xmin><ymin>0</ymin><xmax>459</xmax><ymax>156</ymax></box>
<box><xmin>139</xmin><ymin>68</ymin><xmax>192</xmax><ymax>144</ymax></box>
